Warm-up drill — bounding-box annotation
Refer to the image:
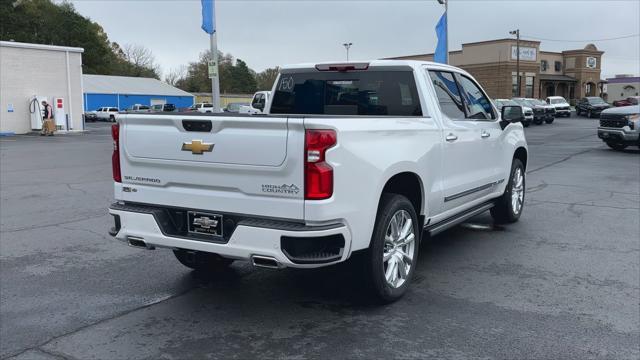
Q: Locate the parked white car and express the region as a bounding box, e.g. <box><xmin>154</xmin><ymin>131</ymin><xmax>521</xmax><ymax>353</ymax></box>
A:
<box><xmin>95</xmin><ymin>107</ymin><xmax>120</xmax><ymax>122</ymax></box>
<box><xmin>191</xmin><ymin>103</ymin><xmax>215</xmax><ymax>113</ymax></box>
<box><xmin>494</xmin><ymin>99</ymin><xmax>533</xmax><ymax>127</ymax></box>
<box><xmin>546</xmin><ymin>96</ymin><xmax>571</xmax><ymax>117</ymax></box>
<box><xmin>239</xmin><ymin>91</ymin><xmax>271</xmax><ymax>115</ymax></box>
<box><xmin>127</xmin><ymin>104</ymin><xmax>151</xmax><ymax>113</ymax></box>
<box><xmin>109</xmin><ymin>60</ymin><xmax>528</xmax><ymax>302</ymax></box>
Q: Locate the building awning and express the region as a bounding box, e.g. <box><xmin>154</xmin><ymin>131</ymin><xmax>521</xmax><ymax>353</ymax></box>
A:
<box><xmin>538</xmin><ymin>74</ymin><xmax>577</xmax><ymax>82</ymax></box>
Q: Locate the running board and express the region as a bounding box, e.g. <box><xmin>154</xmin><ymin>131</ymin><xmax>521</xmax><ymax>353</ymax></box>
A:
<box><xmin>424</xmin><ymin>202</ymin><xmax>494</xmax><ymax>237</ymax></box>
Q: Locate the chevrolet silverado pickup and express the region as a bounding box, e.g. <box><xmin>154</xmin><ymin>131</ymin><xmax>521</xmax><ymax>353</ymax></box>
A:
<box><xmin>108</xmin><ymin>60</ymin><xmax>528</xmax><ymax>302</ymax></box>
<box><xmin>597</xmin><ymin>105</ymin><xmax>640</xmax><ymax>150</ymax></box>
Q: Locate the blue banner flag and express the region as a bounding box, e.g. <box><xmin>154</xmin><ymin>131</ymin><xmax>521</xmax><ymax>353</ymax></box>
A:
<box><xmin>201</xmin><ymin>0</ymin><xmax>216</xmax><ymax>34</ymax></box>
<box><xmin>434</xmin><ymin>12</ymin><xmax>447</xmax><ymax>64</ymax></box>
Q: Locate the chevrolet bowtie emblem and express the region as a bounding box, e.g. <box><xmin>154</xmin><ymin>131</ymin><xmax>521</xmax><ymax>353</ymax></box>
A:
<box><xmin>182</xmin><ymin>140</ymin><xmax>214</xmax><ymax>155</ymax></box>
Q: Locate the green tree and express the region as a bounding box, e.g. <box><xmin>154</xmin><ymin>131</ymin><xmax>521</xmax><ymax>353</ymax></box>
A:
<box><xmin>176</xmin><ymin>51</ymin><xmax>258</xmax><ymax>94</ymax></box>
<box><xmin>227</xmin><ymin>59</ymin><xmax>257</xmax><ymax>94</ymax></box>
<box><xmin>0</xmin><ymin>0</ymin><xmax>159</xmax><ymax>78</ymax></box>
<box><xmin>256</xmin><ymin>67</ymin><xmax>280</xmax><ymax>91</ymax></box>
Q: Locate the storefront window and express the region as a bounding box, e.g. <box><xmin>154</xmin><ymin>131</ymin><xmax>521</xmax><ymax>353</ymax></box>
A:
<box><xmin>525</xmin><ymin>76</ymin><xmax>534</xmax><ymax>98</ymax></box>
<box><xmin>512</xmin><ymin>75</ymin><xmax>519</xmax><ymax>97</ymax></box>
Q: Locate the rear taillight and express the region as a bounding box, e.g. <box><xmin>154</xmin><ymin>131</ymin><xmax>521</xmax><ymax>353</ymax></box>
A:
<box><xmin>111</xmin><ymin>124</ymin><xmax>121</xmax><ymax>183</ymax></box>
<box><xmin>304</xmin><ymin>129</ymin><xmax>337</xmax><ymax>200</ymax></box>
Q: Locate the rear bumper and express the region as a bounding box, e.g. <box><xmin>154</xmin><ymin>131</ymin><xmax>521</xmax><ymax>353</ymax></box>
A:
<box><xmin>108</xmin><ymin>203</ymin><xmax>352</xmax><ymax>269</ymax></box>
<box><xmin>598</xmin><ymin>127</ymin><xmax>640</xmax><ymax>145</ymax></box>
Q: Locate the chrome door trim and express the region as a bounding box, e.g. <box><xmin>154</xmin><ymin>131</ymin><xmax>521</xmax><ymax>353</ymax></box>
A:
<box><xmin>444</xmin><ymin>179</ymin><xmax>504</xmax><ymax>202</ymax></box>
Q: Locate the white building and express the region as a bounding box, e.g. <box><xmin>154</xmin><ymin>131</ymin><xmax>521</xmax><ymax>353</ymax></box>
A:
<box><xmin>606</xmin><ymin>75</ymin><xmax>640</xmax><ymax>104</ymax></box>
<box><xmin>0</xmin><ymin>41</ymin><xmax>84</xmax><ymax>135</ymax></box>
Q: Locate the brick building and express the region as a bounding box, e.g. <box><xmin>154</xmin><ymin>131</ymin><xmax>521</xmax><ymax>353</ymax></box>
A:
<box><xmin>389</xmin><ymin>38</ymin><xmax>606</xmax><ymax>104</ymax></box>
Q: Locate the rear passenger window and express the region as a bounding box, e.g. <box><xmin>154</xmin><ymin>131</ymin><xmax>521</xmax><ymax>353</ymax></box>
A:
<box><xmin>429</xmin><ymin>70</ymin><xmax>466</xmax><ymax>119</ymax></box>
<box><xmin>456</xmin><ymin>75</ymin><xmax>495</xmax><ymax>120</ymax></box>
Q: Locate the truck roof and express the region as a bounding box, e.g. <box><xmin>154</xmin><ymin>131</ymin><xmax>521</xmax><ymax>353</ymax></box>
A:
<box><xmin>280</xmin><ymin>59</ymin><xmax>466</xmax><ymax>73</ymax></box>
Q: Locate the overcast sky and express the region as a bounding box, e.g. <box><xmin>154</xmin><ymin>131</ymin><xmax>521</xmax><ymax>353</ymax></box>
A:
<box><xmin>68</xmin><ymin>0</ymin><xmax>640</xmax><ymax>79</ymax></box>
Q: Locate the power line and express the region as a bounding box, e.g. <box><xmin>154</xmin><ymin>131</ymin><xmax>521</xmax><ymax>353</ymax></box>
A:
<box><xmin>522</xmin><ymin>33</ymin><xmax>640</xmax><ymax>42</ymax></box>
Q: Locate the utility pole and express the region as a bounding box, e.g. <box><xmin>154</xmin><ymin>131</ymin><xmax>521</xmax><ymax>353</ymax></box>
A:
<box><xmin>209</xmin><ymin>6</ymin><xmax>220</xmax><ymax>112</ymax></box>
<box><xmin>343</xmin><ymin>42</ymin><xmax>352</xmax><ymax>61</ymax></box>
<box><xmin>437</xmin><ymin>0</ymin><xmax>448</xmax><ymax>64</ymax></box>
<box><xmin>510</xmin><ymin>29</ymin><xmax>520</xmax><ymax>97</ymax></box>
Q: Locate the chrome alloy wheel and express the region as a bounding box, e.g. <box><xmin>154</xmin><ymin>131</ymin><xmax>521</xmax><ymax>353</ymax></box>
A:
<box><xmin>383</xmin><ymin>210</ymin><xmax>416</xmax><ymax>288</ymax></box>
<box><xmin>511</xmin><ymin>167</ymin><xmax>525</xmax><ymax>215</ymax></box>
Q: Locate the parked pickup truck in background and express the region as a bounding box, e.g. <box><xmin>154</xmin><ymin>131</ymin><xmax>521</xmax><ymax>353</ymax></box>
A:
<box><xmin>576</xmin><ymin>97</ymin><xmax>610</xmax><ymax>118</ymax></box>
<box><xmin>95</xmin><ymin>107</ymin><xmax>120</xmax><ymax>122</ymax></box>
<box><xmin>239</xmin><ymin>91</ymin><xmax>271</xmax><ymax>115</ymax></box>
<box><xmin>108</xmin><ymin>60</ymin><xmax>528</xmax><ymax>302</ymax></box>
<box><xmin>495</xmin><ymin>99</ymin><xmax>532</xmax><ymax>127</ymax></box>
<box><xmin>597</xmin><ymin>105</ymin><xmax>640</xmax><ymax>151</ymax></box>
<box><xmin>546</xmin><ymin>96</ymin><xmax>571</xmax><ymax>117</ymax></box>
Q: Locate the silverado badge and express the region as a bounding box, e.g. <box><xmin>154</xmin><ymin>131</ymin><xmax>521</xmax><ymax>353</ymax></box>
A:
<box><xmin>182</xmin><ymin>140</ymin><xmax>214</xmax><ymax>155</ymax></box>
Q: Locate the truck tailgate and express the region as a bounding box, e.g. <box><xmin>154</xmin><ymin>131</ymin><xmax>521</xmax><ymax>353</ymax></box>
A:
<box><xmin>117</xmin><ymin>114</ymin><xmax>304</xmax><ymax>220</ymax></box>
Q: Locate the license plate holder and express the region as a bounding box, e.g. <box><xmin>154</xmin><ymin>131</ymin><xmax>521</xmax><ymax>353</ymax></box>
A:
<box><xmin>187</xmin><ymin>211</ymin><xmax>223</xmax><ymax>238</ymax></box>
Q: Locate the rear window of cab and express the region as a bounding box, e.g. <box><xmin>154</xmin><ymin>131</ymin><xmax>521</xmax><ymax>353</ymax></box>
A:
<box><xmin>270</xmin><ymin>69</ymin><xmax>422</xmax><ymax>116</ymax></box>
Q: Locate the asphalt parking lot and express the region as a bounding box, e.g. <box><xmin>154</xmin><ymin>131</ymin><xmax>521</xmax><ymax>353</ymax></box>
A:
<box><xmin>1</xmin><ymin>115</ymin><xmax>639</xmax><ymax>359</ymax></box>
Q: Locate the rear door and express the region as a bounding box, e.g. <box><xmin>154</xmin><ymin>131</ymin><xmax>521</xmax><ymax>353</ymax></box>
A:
<box><xmin>118</xmin><ymin>114</ymin><xmax>305</xmax><ymax>219</ymax></box>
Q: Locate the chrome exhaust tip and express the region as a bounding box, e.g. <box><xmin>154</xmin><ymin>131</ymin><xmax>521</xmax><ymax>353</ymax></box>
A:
<box><xmin>251</xmin><ymin>255</ymin><xmax>282</xmax><ymax>269</ymax></box>
<box><xmin>127</xmin><ymin>236</ymin><xmax>155</xmax><ymax>250</ymax></box>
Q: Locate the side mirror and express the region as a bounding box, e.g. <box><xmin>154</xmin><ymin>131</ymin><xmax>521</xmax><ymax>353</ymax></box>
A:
<box><xmin>500</xmin><ymin>105</ymin><xmax>524</xmax><ymax>130</ymax></box>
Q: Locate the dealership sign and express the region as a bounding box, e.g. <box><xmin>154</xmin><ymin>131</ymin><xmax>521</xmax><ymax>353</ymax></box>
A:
<box><xmin>511</xmin><ymin>46</ymin><xmax>537</xmax><ymax>61</ymax></box>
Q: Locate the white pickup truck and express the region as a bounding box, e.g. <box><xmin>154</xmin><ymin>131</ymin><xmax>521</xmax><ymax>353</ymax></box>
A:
<box><xmin>239</xmin><ymin>91</ymin><xmax>271</xmax><ymax>115</ymax></box>
<box><xmin>109</xmin><ymin>60</ymin><xmax>528</xmax><ymax>302</ymax></box>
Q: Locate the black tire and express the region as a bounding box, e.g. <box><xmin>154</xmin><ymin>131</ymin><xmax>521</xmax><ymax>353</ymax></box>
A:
<box><xmin>491</xmin><ymin>159</ymin><xmax>525</xmax><ymax>224</ymax></box>
<box><xmin>606</xmin><ymin>142</ymin><xmax>628</xmax><ymax>151</ymax></box>
<box><xmin>575</xmin><ymin>108</ymin><xmax>581</xmax><ymax>116</ymax></box>
<box><xmin>587</xmin><ymin>110</ymin><xmax>593</xmax><ymax>118</ymax></box>
<box><xmin>173</xmin><ymin>249</ymin><xmax>233</xmax><ymax>272</ymax></box>
<box><xmin>363</xmin><ymin>193</ymin><xmax>420</xmax><ymax>303</ymax></box>
<box><xmin>109</xmin><ymin>115</ymin><xmax>116</xmax><ymax>122</ymax></box>
<box><xmin>523</xmin><ymin>121</ymin><xmax>530</xmax><ymax>128</ymax></box>
<box><xmin>534</xmin><ymin>118</ymin><xmax>543</xmax><ymax>125</ymax></box>
<box><xmin>545</xmin><ymin>118</ymin><xmax>554</xmax><ymax>124</ymax></box>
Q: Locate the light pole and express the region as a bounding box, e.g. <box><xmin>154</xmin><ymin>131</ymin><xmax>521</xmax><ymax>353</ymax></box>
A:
<box><xmin>510</xmin><ymin>29</ymin><xmax>520</xmax><ymax>97</ymax></box>
<box><xmin>437</xmin><ymin>0</ymin><xmax>448</xmax><ymax>64</ymax></box>
<box><xmin>343</xmin><ymin>42</ymin><xmax>352</xmax><ymax>61</ymax></box>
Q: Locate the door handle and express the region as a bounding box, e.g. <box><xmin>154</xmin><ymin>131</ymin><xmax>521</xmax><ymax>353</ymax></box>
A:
<box><xmin>481</xmin><ymin>131</ymin><xmax>491</xmax><ymax>139</ymax></box>
<box><xmin>445</xmin><ymin>133</ymin><xmax>458</xmax><ymax>142</ymax></box>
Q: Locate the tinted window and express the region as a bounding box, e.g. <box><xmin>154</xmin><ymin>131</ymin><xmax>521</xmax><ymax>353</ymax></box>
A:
<box><xmin>202</xmin><ymin>104</ymin><xmax>213</xmax><ymax>108</ymax></box>
<box><xmin>457</xmin><ymin>75</ymin><xmax>494</xmax><ymax>119</ymax></box>
<box><xmin>252</xmin><ymin>94</ymin><xmax>263</xmax><ymax>107</ymax></box>
<box><xmin>163</xmin><ymin>104</ymin><xmax>175</xmax><ymax>111</ymax></box>
<box><xmin>429</xmin><ymin>70</ymin><xmax>465</xmax><ymax>119</ymax></box>
<box><xmin>587</xmin><ymin>97</ymin><xmax>605</xmax><ymax>104</ymax></box>
<box><xmin>109</xmin><ymin>108</ymin><xmax>118</xmax><ymax>112</ymax></box>
<box><xmin>270</xmin><ymin>70</ymin><xmax>422</xmax><ymax>116</ymax></box>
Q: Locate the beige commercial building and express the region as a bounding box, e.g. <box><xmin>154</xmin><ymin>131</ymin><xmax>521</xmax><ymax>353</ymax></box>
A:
<box><xmin>0</xmin><ymin>41</ymin><xmax>84</xmax><ymax>135</ymax></box>
<box><xmin>390</xmin><ymin>38</ymin><xmax>606</xmax><ymax>104</ymax></box>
